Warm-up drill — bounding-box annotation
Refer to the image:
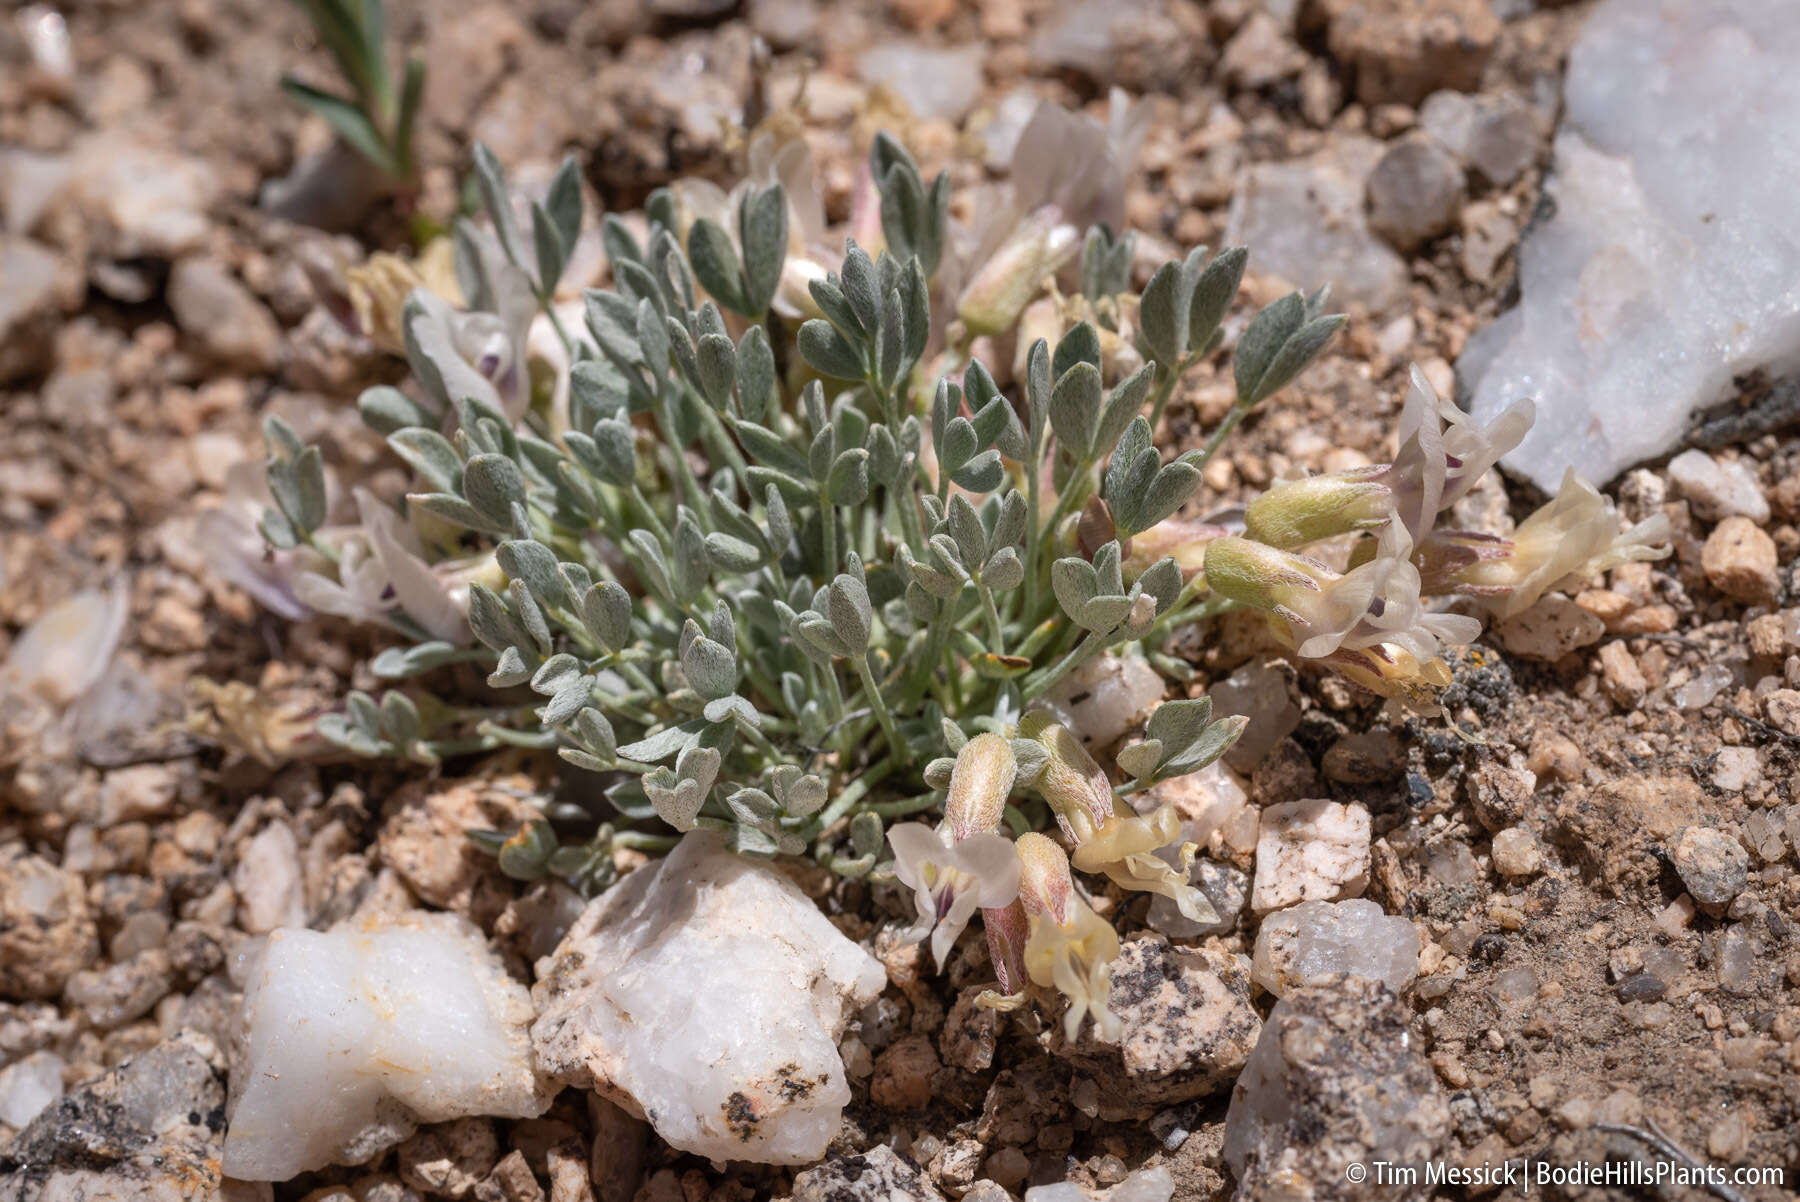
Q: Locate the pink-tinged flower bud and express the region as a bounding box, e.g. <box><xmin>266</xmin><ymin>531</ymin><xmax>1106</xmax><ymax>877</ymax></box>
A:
<box><xmin>1016</xmin><ymin>833</ymin><xmax>1121</xmax><ymax>1043</ymax></box>
<box><xmin>1243</xmin><ymin>468</ymin><xmax>1394</xmax><ymax>550</ymax></box>
<box><xmin>982</xmin><ymin>900</ymin><xmax>1029</xmax><ymax>999</ymax></box>
<box><xmin>888</xmin><ymin>822</ymin><xmax>1021</xmax><ymax>971</ymax></box>
<box><xmin>956</xmin><ymin>206</ymin><xmax>1079</xmax><ymax>336</ymax></box>
<box><xmin>1018</xmin><ymin>711</ymin><xmax>1113</xmax><ymax>842</ymax></box>
<box><xmin>945</xmin><ymin>733</ymin><xmax>1018</xmax><ymax>842</ymax></box>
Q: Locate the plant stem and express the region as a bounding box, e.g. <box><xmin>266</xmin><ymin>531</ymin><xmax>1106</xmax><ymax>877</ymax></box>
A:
<box><xmin>977</xmin><ymin>582</ymin><xmax>1006</xmax><ymax>653</ymax></box>
<box><xmin>812</xmin><ymin>756</ymin><xmax>897</xmax><ymax>831</ymax></box>
<box><xmin>611</xmin><ymin>830</ymin><xmax>679</xmax><ymax>852</ymax></box>
<box><xmin>869</xmin><ymin>790</ymin><xmax>943</xmax><ymax>818</ymax></box>
<box><xmin>1021</xmin><ymin>630</ymin><xmax>1107</xmax><ymax>703</ymax></box>
<box><xmin>1191</xmin><ymin>400</ymin><xmax>1253</xmax><ymax>473</ymax></box>
<box><xmin>853</xmin><ymin>654</ymin><xmax>911</xmax><ymax>765</ymax></box>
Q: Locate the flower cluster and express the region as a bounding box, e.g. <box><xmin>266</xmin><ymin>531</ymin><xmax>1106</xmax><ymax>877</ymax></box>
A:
<box><xmin>1205</xmin><ymin>366</ymin><xmax>1671</xmax><ymax>709</ymax></box>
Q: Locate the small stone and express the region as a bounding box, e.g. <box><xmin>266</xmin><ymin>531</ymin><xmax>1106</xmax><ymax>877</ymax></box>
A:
<box><xmin>1710</xmin><ymin>747</ymin><xmax>1760</xmax><ymax>794</ymax></box>
<box><xmin>1616</xmin><ymin>974</ymin><xmax>1665</xmax><ymax>1003</ymax></box>
<box><xmin>1224</xmin><ymin>139</ymin><xmax>1409</xmax><ymax>312</ymax></box>
<box><xmin>1025</xmin><ymin>1167</ymin><xmax>1175</xmax><ymax>1202</ymax></box>
<box><xmin>1716</xmin><ymin>927</ymin><xmax>1762</xmax><ymax>994</ymax></box>
<box><xmin>1366</xmin><ymin>135</ymin><xmax>1465</xmax><ymax>251</ymax></box>
<box><xmin>224</xmin><ymin>912</ymin><xmax>551</xmax><ymax>1181</ymax></box>
<box><xmin>0</xmin><ymin>1050</ymin><xmax>63</xmax><ymax>1129</ymax></box>
<box><xmin>1466</xmin><ymin>763</ymin><xmax>1535</xmax><ymax>831</ymax></box>
<box><xmin>1251</xmin><ymin>898</ymin><xmax>1419</xmax><ymax>998</ymax></box>
<box><xmin>1672</xmin><ymin>827</ymin><xmax>1749</xmax><ymax>913</ymax></box>
<box><xmin>0</xmin><ymin>235</ymin><xmax>82</xmax><ymax>382</ymax></box>
<box><xmin>1495</xmin><ymin>595</ymin><xmax>1605</xmax><ymax>660</ymax></box>
<box><xmin>745</xmin><ymin>0</ymin><xmax>818</xmax><ymax>47</ymax></box>
<box><xmin>168</xmin><ymin>258</ymin><xmax>283</xmax><ymax>373</ymax></box>
<box><xmin>0</xmin><ymin>853</ymin><xmax>99</xmax><ymax>1000</ymax></box>
<box><xmin>1205</xmin><ymin>661</ymin><xmax>1300</xmax><ymax>772</ymax></box>
<box><xmin>984</xmin><ymin>1149</ymin><xmax>1030</xmax><ymax>1192</ymax></box>
<box><xmin>64</xmin><ymin>134</ymin><xmax>221</xmax><ymax>258</ymax></box>
<box><xmin>1223</xmin><ymin>976</ymin><xmax>1450</xmax><ymax>1201</ymax></box>
<box><xmin>2</xmin><ymin>582</ymin><xmax>129</xmax><ymax>706</ymax></box>
<box><xmin>1418</xmin><ymin>90</ymin><xmax>1542</xmax><ymax>186</ymax></box>
<box><xmin>1220</xmin><ymin>12</ymin><xmax>1307</xmax><ymax>89</ymax></box>
<box><xmin>1251</xmin><ymin>800</ymin><xmax>1372</xmax><ymax>915</ymax></box>
<box><xmin>1489</xmin><ymin>828</ymin><xmax>1543</xmax><ymax>878</ymax></box>
<box><xmin>1668</xmin><ymin>450</ymin><xmax>1770</xmax><ymax>524</ymax></box>
<box><xmin>1702</xmin><ymin>515</ymin><xmax>1780</xmax><ymax>607</ymax></box>
<box><xmin>856</xmin><ymin>42</ymin><xmax>986</xmax><ymax>124</ymax></box>
<box><xmin>1050</xmin><ymin>653</ymin><xmax>1167</xmax><ymax>749</ymax></box>
<box><xmin>62</xmin><ymin>948</ymin><xmax>173</xmax><ymax>1030</ymax></box>
<box><xmin>1326</xmin><ymin>0</ymin><xmax>1500</xmax><ymax>106</ymax></box>
<box><xmin>1321</xmin><ymin>728</ymin><xmax>1404</xmax><ymax>783</ymax></box>
<box><xmin>1766</xmin><ymin>689</ymin><xmax>1800</xmax><ymax>737</ymax></box>
<box><xmin>379</xmin><ymin>775</ymin><xmax>541</xmax><ymax>925</ymax></box>
<box><xmin>234</xmin><ymin>819</ymin><xmax>307</xmax><ymax>934</ymax></box>
<box><xmin>2</xmin><ymin>1031</ymin><xmax>225</xmax><ymax>1199</ymax></box>
<box><xmin>871</xmin><ymin>1033</ymin><xmax>938</xmax><ymax>1111</ymax></box>
<box><xmin>1596</xmin><ymin>641</ymin><xmax>1646</xmax><ymax>708</ymax></box>
<box><xmin>791</xmin><ymin>1145</ymin><xmax>945</xmax><ymax>1202</ymax></box>
<box><xmin>1147</xmin><ymin>856</ymin><xmax>1249</xmax><ymax>939</ymax></box>
<box><xmin>531</xmin><ymin>832</ymin><xmax>885</xmax><ymax>1165</ymax></box>
<box><xmin>1050</xmin><ymin>938</ymin><xmax>1261</xmax><ymax>1120</ymax></box>
<box><xmin>1676</xmin><ymin>662</ymin><xmax>1736</xmax><ymax>711</ymax></box>
<box><xmin>397</xmin><ymin>1118</ymin><xmax>499</xmax><ymax>1199</ymax></box>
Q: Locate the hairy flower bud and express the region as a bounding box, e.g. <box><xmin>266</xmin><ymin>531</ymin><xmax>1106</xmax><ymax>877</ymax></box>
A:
<box><xmin>1243</xmin><ymin>468</ymin><xmax>1393</xmax><ymax>550</ymax></box>
<box><xmin>1015</xmin><ymin>833</ymin><xmax>1121</xmax><ymax>1043</ymax></box>
<box><xmin>1018</xmin><ymin>710</ymin><xmax>1113</xmax><ymax>841</ymax></box>
<box><xmin>981</xmin><ymin>900</ymin><xmax>1029</xmax><ymax>1001</ymax></box>
<box><xmin>956</xmin><ymin>206</ymin><xmax>1079</xmax><ymax>336</ymax></box>
<box><xmin>945</xmin><ymin>732</ymin><xmax>1018</xmax><ymax>842</ymax></box>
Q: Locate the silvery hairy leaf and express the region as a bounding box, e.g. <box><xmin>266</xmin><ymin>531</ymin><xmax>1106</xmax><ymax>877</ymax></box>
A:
<box><xmin>628</xmin><ymin>529</ymin><xmax>673</xmax><ymax>599</ymax></box>
<box><xmin>827</xmin><ymin>569</ymin><xmax>873</xmax><ymax>653</ymax></box>
<box><xmin>471</xmin><ymin>144</ymin><xmax>526</xmax><ymax>278</ymax></box>
<box><xmin>738</xmin><ymin>183</ymin><xmax>787</xmax><ymax>316</ymax></box>
<box><xmin>498</xmin><ymin>539</ymin><xmax>569</xmax><ymax>611</ymax></box>
<box><xmin>695</xmin><ymin>333</ymin><xmax>736</xmax><ymax>410</ymax></box>
<box><xmin>1235</xmin><ymin>291</ymin><xmax>1346</xmax><ymax>407</ymax></box>
<box><xmin>1138</xmin><ymin>557</ymin><xmax>1182</xmax><ymax>615</ymax></box>
<box><xmin>389</xmin><ymin>428</ymin><xmax>463</xmax><ymax>494</ymax></box>
<box><xmin>468</xmin><ymin>582</ymin><xmax>529</xmax><ymax>654</ymax></box>
<box><xmin>578</xmin><ymin>580</ymin><xmax>632</xmax><ymax>653</ymax></box>
<box><xmin>798</xmin><ymin>318</ymin><xmax>865</xmax><ymax>381</ymax></box>
<box><xmin>828</xmin><ymin>448</ymin><xmax>871</xmax><ymax>505</ymax></box>
<box><xmin>1009</xmin><ymin>736</ymin><xmax>1050</xmax><ymax>787</ymax></box>
<box><xmin>1188</xmin><ymin>246</ymin><xmax>1247</xmax><ymax>353</ymax></box>
<box><xmin>706</xmin><ymin>532</ymin><xmax>763</xmax><ymax>573</ymax></box>
<box><xmin>1097</xmin><ymin>362</ymin><xmax>1156</xmax><ymax>460</ymax></box>
<box><xmin>769</xmin><ymin>764</ymin><xmax>828</xmax><ymax>817</ymax></box>
<box><xmin>672</xmin><ymin>508</ymin><xmax>710</xmax><ymax>597</ymax></box>
<box><xmin>1053</xmin><ymin>321</ymin><xmax>1102</xmax><ymax>381</ymax></box>
<box><xmin>923</xmin><ymin>756</ymin><xmax>955</xmax><ymax>790</ymax></box>
<box><xmin>572</xmin><ymin>706</ymin><xmax>617</xmax><ymax>761</ymax></box>
<box><xmin>463</xmin><ymin>453</ymin><xmax>526</xmax><ymax>527</ymax></box>
<box><xmin>1049</xmin><ymin>361</ymin><xmax>1103</xmax><ymax>460</ymax></box>
<box><xmin>359</xmin><ymin>384</ymin><xmax>438</xmax><ymax>435</ymax></box>
<box><xmin>679</xmin><ymin>619</ymin><xmax>738</xmax><ymax>701</ymax></box>
<box><xmin>687</xmin><ymin>218</ymin><xmax>747</xmax><ymax>316</ymax></box>
<box><xmin>734</xmin><ymin>325</ymin><xmax>775</xmax><ymax>423</ymax></box>
<box><xmin>531</xmin><ymin>199</ymin><xmax>567</xmax><ymax>300</ymax></box>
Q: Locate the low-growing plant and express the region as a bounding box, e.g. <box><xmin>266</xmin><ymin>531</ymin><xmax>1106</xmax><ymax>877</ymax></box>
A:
<box><xmin>245</xmin><ymin>117</ymin><xmax>1667</xmax><ymax>1040</ymax></box>
<box><xmin>281</xmin><ymin>0</ymin><xmax>424</xmax><ymax>190</ymax></box>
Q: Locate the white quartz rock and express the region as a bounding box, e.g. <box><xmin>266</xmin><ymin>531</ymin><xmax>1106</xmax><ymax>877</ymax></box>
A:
<box><xmin>1250</xmin><ymin>800</ymin><xmax>1371</xmax><ymax>916</ymax></box>
<box><xmin>2</xmin><ymin>581</ymin><xmax>128</xmax><ymax>705</ymax></box>
<box><xmin>0</xmin><ymin>1051</ymin><xmax>63</xmax><ymax>1128</ymax></box>
<box><xmin>223</xmin><ymin>912</ymin><xmax>551</xmax><ymax>1181</ymax></box>
<box><xmin>1251</xmin><ymin>899</ymin><xmax>1419</xmax><ymax>998</ymax></box>
<box><xmin>1026</xmin><ymin>1166</ymin><xmax>1174</xmax><ymax>1202</ymax></box>
<box><xmin>1047</xmin><ymin>652</ymin><xmax>1166</xmax><ymax>749</ymax></box>
<box><xmin>531</xmin><ymin>832</ymin><xmax>886</xmax><ymax>1166</ymax></box>
<box><xmin>1463</xmin><ymin>0</ymin><xmax>1800</xmax><ymax>490</ymax></box>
